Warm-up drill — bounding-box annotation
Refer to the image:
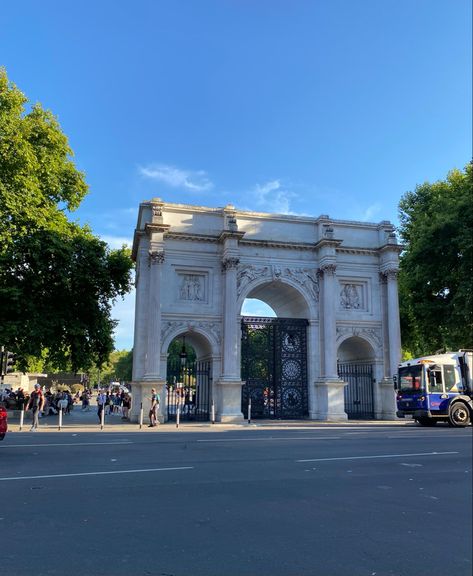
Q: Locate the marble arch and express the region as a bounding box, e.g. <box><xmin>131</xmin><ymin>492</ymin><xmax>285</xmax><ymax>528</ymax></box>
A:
<box><xmin>130</xmin><ymin>198</ymin><xmax>402</xmax><ymax>422</ymax></box>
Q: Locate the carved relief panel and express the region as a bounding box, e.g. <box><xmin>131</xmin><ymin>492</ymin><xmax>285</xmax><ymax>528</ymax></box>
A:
<box><xmin>338</xmin><ymin>279</ymin><xmax>369</xmax><ymax>312</ymax></box>
<box><xmin>175</xmin><ymin>270</ymin><xmax>209</xmax><ymax>304</ymax></box>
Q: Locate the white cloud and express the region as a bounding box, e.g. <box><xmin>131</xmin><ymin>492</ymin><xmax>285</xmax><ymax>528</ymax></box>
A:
<box><xmin>252</xmin><ymin>180</ymin><xmax>297</xmax><ymax>214</ymax></box>
<box><xmin>139</xmin><ymin>164</ymin><xmax>214</xmax><ymax>192</ymax></box>
<box><xmin>360</xmin><ymin>202</ymin><xmax>382</xmax><ymax>222</ymax></box>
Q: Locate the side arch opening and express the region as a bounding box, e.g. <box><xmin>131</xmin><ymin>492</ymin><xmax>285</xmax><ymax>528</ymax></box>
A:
<box><xmin>338</xmin><ymin>336</ymin><xmax>376</xmax><ymax>419</ymax></box>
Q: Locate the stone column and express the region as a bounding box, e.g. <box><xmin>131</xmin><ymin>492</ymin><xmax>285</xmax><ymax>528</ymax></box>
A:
<box><xmin>385</xmin><ymin>268</ymin><xmax>401</xmax><ymax>379</ymax></box>
<box><xmin>216</xmin><ymin>208</ymin><xmax>245</xmax><ymax>423</ymax></box>
<box><xmin>314</xmin><ymin>262</ymin><xmax>347</xmax><ymax>421</ymax></box>
<box><xmin>216</xmin><ymin>255</ymin><xmax>244</xmax><ymax>422</ymax></box>
<box><xmin>143</xmin><ymin>249</ymin><xmax>165</xmax><ymax>379</ymax></box>
<box><xmin>221</xmin><ymin>256</ymin><xmax>240</xmax><ymax>379</ymax></box>
<box><xmin>132</xmin><ymin>245</ymin><xmax>149</xmax><ymax>381</ymax></box>
<box><xmin>321</xmin><ymin>264</ymin><xmax>338</xmax><ymax>379</ymax></box>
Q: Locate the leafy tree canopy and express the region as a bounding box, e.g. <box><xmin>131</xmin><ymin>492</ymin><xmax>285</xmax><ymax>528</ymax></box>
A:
<box><xmin>398</xmin><ymin>163</ymin><xmax>473</xmax><ymax>355</ymax></box>
<box><xmin>0</xmin><ymin>68</ymin><xmax>133</xmax><ymax>371</ymax></box>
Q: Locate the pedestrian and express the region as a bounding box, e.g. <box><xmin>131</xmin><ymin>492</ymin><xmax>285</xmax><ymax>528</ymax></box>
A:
<box><xmin>148</xmin><ymin>388</ymin><xmax>160</xmax><ymax>427</ymax></box>
<box><xmin>97</xmin><ymin>389</ymin><xmax>106</xmax><ymax>423</ymax></box>
<box><xmin>26</xmin><ymin>384</ymin><xmax>44</xmax><ymax>431</ymax></box>
<box><xmin>121</xmin><ymin>393</ymin><xmax>131</xmax><ymax>420</ymax></box>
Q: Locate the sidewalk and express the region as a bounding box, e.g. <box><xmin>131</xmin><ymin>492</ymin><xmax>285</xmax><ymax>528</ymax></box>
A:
<box><xmin>6</xmin><ymin>405</ymin><xmax>409</xmax><ymax>433</ymax></box>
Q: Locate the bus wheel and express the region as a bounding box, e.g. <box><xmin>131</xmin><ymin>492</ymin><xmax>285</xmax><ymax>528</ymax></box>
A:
<box><xmin>416</xmin><ymin>417</ymin><xmax>437</xmax><ymax>426</ymax></box>
<box><xmin>448</xmin><ymin>403</ymin><xmax>471</xmax><ymax>428</ymax></box>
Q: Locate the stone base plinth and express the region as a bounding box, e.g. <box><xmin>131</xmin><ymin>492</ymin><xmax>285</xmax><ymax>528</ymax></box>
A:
<box><xmin>312</xmin><ymin>378</ymin><xmax>348</xmax><ymax>421</ymax></box>
<box><xmin>130</xmin><ymin>379</ymin><xmax>166</xmax><ymax>424</ymax></box>
<box><xmin>378</xmin><ymin>377</ymin><xmax>397</xmax><ymax>419</ymax></box>
<box><xmin>216</xmin><ymin>379</ymin><xmax>244</xmax><ymax>422</ymax></box>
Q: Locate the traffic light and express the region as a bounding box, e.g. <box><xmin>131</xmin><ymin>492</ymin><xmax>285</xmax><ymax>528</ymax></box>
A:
<box><xmin>5</xmin><ymin>351</ymin><xmax>16</xmax><ymax>373</ymax></box>
<box><xmin>1</xmin><ymin>350</ymin><xmax>16</xmax><ymax>375</ymax></box>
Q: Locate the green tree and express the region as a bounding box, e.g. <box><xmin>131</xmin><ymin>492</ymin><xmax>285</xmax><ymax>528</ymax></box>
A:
<box><xmin>0</xmin><ymin>68</ymin><xmax>133</xmax><ymax>371</ymax></box>
<box><xmin>97</xmin><ymin>349</ymin><xmax>133</xmax><ymax>385</ymax></box>
<box><xmin>398</xmin><ymin>163</ymin><xmax>473</xmax><ymax>355</ymax></box>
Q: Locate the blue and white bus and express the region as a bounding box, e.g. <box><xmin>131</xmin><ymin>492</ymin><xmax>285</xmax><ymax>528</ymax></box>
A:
<box><xmin>395</xmin><ymin>350</ymin><xmax>473</xmax><ymax>427</ymax></box>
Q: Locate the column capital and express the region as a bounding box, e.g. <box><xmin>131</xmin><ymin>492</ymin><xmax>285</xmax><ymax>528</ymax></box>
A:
<box><xmin>380</xmin><ymin>267</ymin><xmax>399</xmax><ymax>281</ymax></box>
<box><xmin>319</xmin><ymin>263</ymin><xmax>337</xmax><ymax>276</ymax></box>
<box><xmin>222</xmin><ymin>256</ymin><xmax>240</xmax><ymax>271</ymax></box>
<box><xmin>148</xmin><ymin>250</ymin><xmax>165</xmax><ymax>265</ymax></box>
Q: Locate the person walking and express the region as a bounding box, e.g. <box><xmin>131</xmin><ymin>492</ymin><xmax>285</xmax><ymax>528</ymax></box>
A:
<box><xmin>148</xmin><ymin>388</ymin><xmax>160</xmax><ymax>427</ymax></box>
<box><xmin>97</xmin><ymin>389</ymin><xmax>106</xmax><ymax>423</ymax></box>
<box><xmin>26</xmin><ymin>384</ymin><xmax>44</xmax><ymax>431</ymax></box>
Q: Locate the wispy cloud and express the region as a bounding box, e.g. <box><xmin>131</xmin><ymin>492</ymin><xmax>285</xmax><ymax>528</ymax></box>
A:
<box><xmin>139</xmin><ymin>163</ymin><xmax>214</xmax><ymax>192</ymax></box>
<box><xmin>360</xmin><ymin>202</ymin><xmax>382</xmax><ymax>222</ymax></box>
<box><xmin>252</xmin><ymin>180</ymin><xmax>297</xmax><ymax>214</ymax></box>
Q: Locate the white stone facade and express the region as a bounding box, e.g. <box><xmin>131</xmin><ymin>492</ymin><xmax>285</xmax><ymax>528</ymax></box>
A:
<box><xmin>131</xmin><ymin>198</ymin><xmax>401</xmax><ymax>422</ymax></box>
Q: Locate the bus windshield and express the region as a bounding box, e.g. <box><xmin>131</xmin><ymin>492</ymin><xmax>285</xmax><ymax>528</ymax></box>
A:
<box><xmin>398</xmin><ymin>365</ymin><xmax>424</xmax><ymax>393</ymax></box>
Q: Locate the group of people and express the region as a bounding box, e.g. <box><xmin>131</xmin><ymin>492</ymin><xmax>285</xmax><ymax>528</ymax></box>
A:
<box><xmin>0</xmin><ymin>383</ymin><xmax>46</xmax><ymax>431</ymax></box>
<box><xmin>96</xmin><ymin>389</ymin><xmax>132</xmax><ymax>422</ymax></box>
<box><xmin>1</xmin><ymin>385</ymin><xmax>161</xmax><ymax>429</ymax></box>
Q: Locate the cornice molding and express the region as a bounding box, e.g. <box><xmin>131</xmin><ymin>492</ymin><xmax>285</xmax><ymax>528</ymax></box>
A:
<box><xmin>145</xmin><ymin>222</ymin><xmax>171</xmax><ymax>235</ymax></box>
<box><xmin>218</xmin><ymin>230</ymin><xmax>246</xmax><ymax>243</ymax></box>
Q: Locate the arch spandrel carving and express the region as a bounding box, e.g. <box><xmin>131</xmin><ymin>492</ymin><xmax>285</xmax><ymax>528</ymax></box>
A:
<box><xmin>237</xmin><ymin>263</ymin><xmax>320</xmax><ymax>303</ymax></box>
<box><xmin>160</xmin><ymin>319</ymin><xmax>221</xmax><ymax>355</ymax></box>
<box><xmin>336</xmin><ymin>325</ymin><xmax>383</xmax><ymax>353</ymax></box>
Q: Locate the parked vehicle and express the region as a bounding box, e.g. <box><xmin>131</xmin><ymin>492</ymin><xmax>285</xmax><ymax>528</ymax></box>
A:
<box><xmin>395</xmin><ymin>350</ymin><xmax>473</xmax><ymax>427</ymax></box>
<box><xmin>0</xmin><ymin>405</ymin><xmax>7</xmax><ymax>440</ymax></box>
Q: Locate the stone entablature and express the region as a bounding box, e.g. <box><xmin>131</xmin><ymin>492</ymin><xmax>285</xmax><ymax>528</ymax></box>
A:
<box><xmin>131</xmin><ymin>198</ymin><xmax>401</xmax><ymax>422</ymax></box>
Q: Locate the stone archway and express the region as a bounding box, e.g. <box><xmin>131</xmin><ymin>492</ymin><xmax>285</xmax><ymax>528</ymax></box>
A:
<box><xmin>131</xmin><ymin>199</ymin><xmax>401</xmax><ymax>422</ymax></box>
<box><xmin>239</xmin><ymin>278</ymin><xmax>312</xmax><ymax>420</ymax></box>
<box><xmin>337</xmin><ymin>336</ymin><xmax>376</xmax><ymax>419</ymax></box>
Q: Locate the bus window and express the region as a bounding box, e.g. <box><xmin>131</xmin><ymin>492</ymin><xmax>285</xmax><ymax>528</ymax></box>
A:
<box><xmin>444</xmin><ymin>365</ymin><xmax>458</xmax><ymax>392</ymax></box>
<box><xmin>428</xmin><ymin>368</ymin><xmax>443</xmax><ymax>393</ymax></box>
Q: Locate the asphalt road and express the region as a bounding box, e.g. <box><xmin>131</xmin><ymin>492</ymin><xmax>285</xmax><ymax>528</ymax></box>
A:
<box><xmin>0</xmin><ymin>424</ymin><xmax>471</xmax><ymax>576</ymax></box>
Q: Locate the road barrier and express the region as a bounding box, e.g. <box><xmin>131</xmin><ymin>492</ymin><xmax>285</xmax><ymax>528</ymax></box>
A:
<box><xmin>139</xmin><ymin>402</ymin><xmax>144</xmax><ymax>429</ymax></box>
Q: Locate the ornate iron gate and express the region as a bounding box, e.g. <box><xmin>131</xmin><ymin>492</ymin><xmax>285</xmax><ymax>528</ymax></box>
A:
<box><xmin>166</xmin><ymin>359</ymin><xmax>211</xmax><ymax>422</ymax></box>
<box><xmin>241</xmin><ymin>317</ymin><xmax>309</xmax><ymax>419</ymax></box>
<box><xmin>338</xmin><ymin>363</ymin><xmax>374</xmax><ymax>419</ymax></box>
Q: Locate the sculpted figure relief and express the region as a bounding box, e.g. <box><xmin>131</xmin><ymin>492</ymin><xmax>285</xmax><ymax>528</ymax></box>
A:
<box><xmin>340</xmin><ymin>283</ymin><xmax>361</xmax><ymax>309</ymax></box>
<box><xmin>179</xmin><ymin>275</ymin><xmax>204</xmax><ymax>301</ymax></box>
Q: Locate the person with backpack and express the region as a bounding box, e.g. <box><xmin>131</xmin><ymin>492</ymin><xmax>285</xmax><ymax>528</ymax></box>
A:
<box><xmin>26</xmin><ymin>384</ymin><xmax>45</xmax><ymax>431</ymax></box>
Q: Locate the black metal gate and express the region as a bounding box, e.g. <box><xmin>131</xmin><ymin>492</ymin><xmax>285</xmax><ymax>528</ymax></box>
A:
<box><xmin>338</xmin><ymin>363</ymin><xmax>375</xmax><ymax>419</ymax></box>
<box><xmin>241</xmin><ymin>317</ymin><xmax>309</xmax><ymax>419</ymax></box>
<box><xmin>166</xmin><ymin>359</ymin><xmax>211</xmax><ymax>422</ymax></box>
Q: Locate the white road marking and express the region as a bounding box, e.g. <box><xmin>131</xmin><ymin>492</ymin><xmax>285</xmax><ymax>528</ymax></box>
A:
<box><xmin>0</xmin><ymin>441</ymin><xmax>133</xmax><ymax>448</ymax></box>
<box><xmin>0</xmin><ymin>466</ymin><xmax>194</xmax><ymax>482</ymax></box>
<box><xmin>297</xmin><ymin>451</ymin><xmax>458</xmax><ymax>463</ymax></box>
<box><xmin>197</xmin><ymin>436</ymin><xmax>340</xmax><ymax>442</ymax></box>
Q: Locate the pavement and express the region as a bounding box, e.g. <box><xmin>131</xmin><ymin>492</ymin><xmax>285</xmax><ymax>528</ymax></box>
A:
<box><xmin>6</xmin><ymin>402</ymin><xmax>412</xmax><ymax>433</ymax></box>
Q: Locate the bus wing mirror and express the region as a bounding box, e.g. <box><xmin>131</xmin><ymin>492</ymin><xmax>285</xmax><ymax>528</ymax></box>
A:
<box><xmin>393</xmin><ymin>375</ymin><xmax>398</xmax><ymax>390</ymax></box>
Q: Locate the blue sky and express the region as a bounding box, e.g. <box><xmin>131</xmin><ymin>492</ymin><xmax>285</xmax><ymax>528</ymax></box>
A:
<box><xmin>1</xmin><ymin>0</ymin><xmax>471</xmax><ymax>350</ymax></box>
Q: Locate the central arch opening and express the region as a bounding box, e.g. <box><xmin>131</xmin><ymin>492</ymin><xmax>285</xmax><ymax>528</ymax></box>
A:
<box><xmin>240</xmin><ymin>281</ymin><xmax>310</xmax><ymax>420</ymax></box>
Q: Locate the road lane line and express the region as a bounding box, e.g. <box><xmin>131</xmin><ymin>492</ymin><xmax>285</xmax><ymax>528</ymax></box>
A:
<box><xmin>198</xmin><ymin>436</ymin><xmax>340</xmax><ymax>442</ymax></box>
<box><xmin>0</xmin><ymin>466</ymin><xmax>194</xmax><ymax>481</ymax></box>
<box><xmin>0</xmin><ymin>441</ymin><xmax>133</xmax><ymax>448</ymax></box>
<box><xmin>297</xmin><ymin>451</ymin><xmax>459</xmax><ymax>463</ymax></box>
